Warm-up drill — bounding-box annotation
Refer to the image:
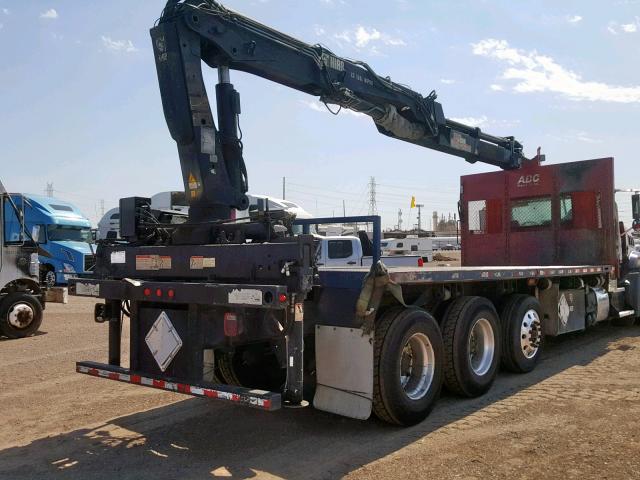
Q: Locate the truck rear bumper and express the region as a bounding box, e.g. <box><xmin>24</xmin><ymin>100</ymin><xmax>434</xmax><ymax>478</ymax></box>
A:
<box><xmin>76</xmin><ymin>361</ymin><xmax>281</xmax><ymax>411</ymax></box>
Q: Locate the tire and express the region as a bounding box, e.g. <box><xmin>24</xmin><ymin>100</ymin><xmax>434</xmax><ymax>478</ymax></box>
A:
<box><xmin>0</xmin><ymin>293</ymin><xmax>43</xmax><ymax>339</ymax></box>
<box><xmin>372</xmin><ymin>307</ymin><xmax>444</xmax><ymax>426</ymax></box>
<box><xmin>499</xmin><ymin>294</ymin><xmax>544</xmax><ymax>373</ymax></box>
<box><xmin>41</xmin><ymin>266</ymin><xmax>56</xmax><ymax>287</ymax></box>
<box><xmin>441</xmin><ymin>296</ymin><xmax>500</xmax><ymax>397</ymax></box>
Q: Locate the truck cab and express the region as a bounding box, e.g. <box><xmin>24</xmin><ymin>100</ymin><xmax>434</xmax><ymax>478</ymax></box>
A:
<box><xmin>316</xmin><ymin>235</ymin><xmax>423</xmax><ymax>267</ymax></box>
<box><xmin>6</xmin><ymin>195</ymin><xmax>94</xmax><ymax>286</ymax></box>
<box><xmin>0</xmin><ymin>186</ymin><xmax>44</xmax><ymax>338</ymax></box>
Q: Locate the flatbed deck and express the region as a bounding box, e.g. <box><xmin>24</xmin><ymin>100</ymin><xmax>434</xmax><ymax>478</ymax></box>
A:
<box><xmin>319</xmin><ymin>264</ymin><xmax>612</xmax><ymax>286</ymax></box>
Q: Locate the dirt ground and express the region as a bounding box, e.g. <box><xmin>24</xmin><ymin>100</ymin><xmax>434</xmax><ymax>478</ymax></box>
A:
<box><xmin>0</xmin><ymin>296</ymin><xmax>639</xmax><ymax>480</ymax></box>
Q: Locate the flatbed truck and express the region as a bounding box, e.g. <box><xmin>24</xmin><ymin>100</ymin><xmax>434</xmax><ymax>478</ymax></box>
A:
<box><xmin>70</xmin><ymin>0</ymin><xmax>640</xmax><ymax>426</ymax></box>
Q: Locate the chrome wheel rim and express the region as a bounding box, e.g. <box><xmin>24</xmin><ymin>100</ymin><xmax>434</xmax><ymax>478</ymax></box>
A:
<box><xmin>8</xmin><ymin>302</ymin><xmax>35</xmax><ymax>329</ymax></box>
<box><xmin>521</xmin><ymin>309</ymin><xmax>542</xmax><ymax>359</ymax></box>
<box><xmin>400</xmin><ymin>332</ymin><xmax>435</xmax><ymax>400</ymax></box>
<box><xmin>45</xmin><ymin>270</ymin><xmax>56</xmax><ymax>287</ymax></box>
<box><xmin>468</xmin><ymin>318</ymin><xmax>495</xmax><ymax>376</ymax></box>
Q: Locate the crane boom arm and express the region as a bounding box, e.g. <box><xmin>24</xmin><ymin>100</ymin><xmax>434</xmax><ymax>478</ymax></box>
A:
<box><xmin>151</xmin><ymin>0</ymin><xmax>525</xmax><ymax>221</ymax></box>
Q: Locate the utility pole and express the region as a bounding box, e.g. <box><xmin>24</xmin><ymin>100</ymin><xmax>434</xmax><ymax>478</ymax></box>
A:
<box><xmin>343</xmin><ymin>199</ymin><xmax>346</xmax><ymax>217</ymax></box>
<box><xmin>397</xmin><ymin>208</ymin><xmax>403</xmax><ymax>230</ymax></box>
<box><xmin>282</xmin><ymin>177</ymin><xmax>286</xmax><ymax>199</ymax></box>
<box><xmin>368</xmin><ymin>176</ymin><xmax>377</xmax><ymax>216</ymax></box>
<box><xmin>100</xmin><ymin>199</ymin><xmax>105</xmax><ymax>217</ymax></box>
<box><xmin>416</xmin><ymin>204</ymin><xmax>424</xmax><ymax>232</ymax></box>
<box><xmin>45</xmin><ymin>182</ymin><xmax>54</xmax><ymax>197</ymax></box>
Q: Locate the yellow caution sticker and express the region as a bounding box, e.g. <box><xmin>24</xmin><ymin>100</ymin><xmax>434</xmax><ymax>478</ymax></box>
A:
<box><xmin>188</xmin><ymin>173</ymin><xmax>199</xmax><ymax>190</ymax></box>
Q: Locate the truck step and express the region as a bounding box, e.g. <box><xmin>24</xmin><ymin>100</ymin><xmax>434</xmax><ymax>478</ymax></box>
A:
<box><xmin>76</xmin><ymin>361</ymin><xmax>281</xmax><ymax>411</ymax></box>
<box><xmin>614</xmin><ymin>310</ymin><xmax>636</xmax><ymax>319</ymax></box>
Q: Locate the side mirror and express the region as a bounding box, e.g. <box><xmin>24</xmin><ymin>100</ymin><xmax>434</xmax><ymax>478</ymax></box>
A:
<box><xmin>31</xmin><ymin>225</ymin><xmax>41</xmax><ymax>242</ymax></box>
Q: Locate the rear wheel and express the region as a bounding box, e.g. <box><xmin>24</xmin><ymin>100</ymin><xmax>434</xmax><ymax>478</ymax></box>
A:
<box><xmin>0</xmin><ymin>293</ymin><xmax>43</xmax><ymax>339</ymax></box>
<box><xmin>373</xmin><ymin>307</ymin><xmax>444</xmax><ymax>426</ymax></box>
<box><xmin>500</xmin><ymin>294</ymin><xmax>543</xmax><ymax>373</ymax></box>
<box><xmin>441</xmin><ymin>296</ymin><xmax>500</xmax><ymax>397</ymax></box>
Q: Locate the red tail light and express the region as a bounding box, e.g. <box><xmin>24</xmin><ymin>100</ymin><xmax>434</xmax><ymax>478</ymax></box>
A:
<box><xmin>224</xmin><ymin>312</ymin><xmax>239</xmax><ymax>336</ymax></box>
<box><xmin>167</xmin><ymin>289</ymin><xmax>175</xmax><ymax>299</ymax></box>
<box><xmin>143</xmin><ymin>288</ymin><xmax>151</xmax><ymax>297</ymax></box>
<box><xmin>278</xmin><ymin>293</ymin><xmax>288</xmax><ymax>303</ymax></box>
<box><xmin>155</xmin><ymin>288</ymin><xmax>163</xmax><ymax>297</ymax></box>
<box><xmin>418</xmin><ymin>257</ymin><xmax>424</xmax><ymax>267</ymax></box>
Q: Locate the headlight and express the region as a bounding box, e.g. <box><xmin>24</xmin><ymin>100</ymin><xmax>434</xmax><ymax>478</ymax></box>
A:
<box><xmin>63</xmin><ymin>263</ymin><xmax>76</xmax><ymax>273</ymax></box>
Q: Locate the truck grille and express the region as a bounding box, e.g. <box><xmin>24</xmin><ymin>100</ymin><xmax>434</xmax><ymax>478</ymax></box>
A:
<box><xmin>84</xmin><ymin>254</ymin><xmax>96</xmax><ymax>272</ymax></box>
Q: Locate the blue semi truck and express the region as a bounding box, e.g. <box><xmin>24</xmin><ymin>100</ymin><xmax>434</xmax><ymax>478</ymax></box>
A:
<box><xmin>4</xmin><ymin>195</ymin><xmax>95</xmax><ymax>286</ymax></box>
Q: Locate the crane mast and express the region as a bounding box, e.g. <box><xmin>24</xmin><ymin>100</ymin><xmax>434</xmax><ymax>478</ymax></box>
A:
<box><xmin>151</xmin><ymin>0</ymin><xmax>526</xmax><ymax>224</ymax></box>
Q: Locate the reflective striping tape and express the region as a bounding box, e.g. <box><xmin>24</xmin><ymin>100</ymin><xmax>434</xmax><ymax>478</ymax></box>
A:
<box><xmin>76</xmin><ymin>364</ymin><xmax>276</xmax><ymax>410</ymax></box>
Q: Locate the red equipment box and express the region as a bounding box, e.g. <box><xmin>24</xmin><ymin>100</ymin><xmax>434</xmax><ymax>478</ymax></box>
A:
<box><xmin>460</xmin><ymin>157</ymin><xmax>617</xmax><ymax>271</ymax></box>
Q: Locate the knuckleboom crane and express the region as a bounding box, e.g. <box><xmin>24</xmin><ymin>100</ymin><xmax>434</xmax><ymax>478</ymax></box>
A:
<box><xmin>151</xmin><ymin>0</ymin><xmax>526</xmax><ymax>232</ymax></box>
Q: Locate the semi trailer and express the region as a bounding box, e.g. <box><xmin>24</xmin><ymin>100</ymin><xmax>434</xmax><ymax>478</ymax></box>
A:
<box><xmin>70</xmin><ymin>0</ymin><xmax>639</xmax><ymax>426</ymax></box>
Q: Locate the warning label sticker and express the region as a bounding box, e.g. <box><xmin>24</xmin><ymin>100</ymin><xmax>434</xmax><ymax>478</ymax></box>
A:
<box><xmin>190</xmin><ymin>256</ymin><xmax>215</xmax><ymax>269</ymax></box>
<box><xmin>228</xmin><ymin>289</ymin><xmax>262</xmax><ymax>306</ymax></box>
<box><xmin>188</xmin><ymin>173</ymin><xmax>199</xmax><ymax>190</ymax></box>
<box><xmin>136</xmin><ymin>255</ymin><xmax>172</xmax><ymax>270</ymax></box>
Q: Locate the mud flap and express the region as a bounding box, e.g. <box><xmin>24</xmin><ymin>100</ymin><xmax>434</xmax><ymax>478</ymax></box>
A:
<box><xmin>313</xmin><ymin>325</ymin><xmax>373</xmax><ymax>420</ymax></box>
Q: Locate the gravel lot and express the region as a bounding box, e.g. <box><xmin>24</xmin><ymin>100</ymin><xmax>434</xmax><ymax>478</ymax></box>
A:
<box><xmin>1</xmin><ymin>296</ymin><xmax>639</xmax><ymax>479</ymax></box>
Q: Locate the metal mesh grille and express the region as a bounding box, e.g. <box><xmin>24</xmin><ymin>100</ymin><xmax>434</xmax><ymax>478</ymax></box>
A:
<box><xmin>510</xmin><ymin>197</ymin><xmax>552</xmax><ymax>229</ymax></box>
<box><xmin>468</xmin><ymin>200</ymin><xmax>487</xmax><ymax>233</ymax></box>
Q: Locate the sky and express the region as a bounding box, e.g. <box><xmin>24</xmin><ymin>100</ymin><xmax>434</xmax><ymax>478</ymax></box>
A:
<box><xmin>1</xmin><ymin>0</ymin><xmax>639</xmax><ymax>229</ymax></box>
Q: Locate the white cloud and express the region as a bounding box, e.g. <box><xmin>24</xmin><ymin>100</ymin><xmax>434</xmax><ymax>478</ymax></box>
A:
<box><xmin>101</xmin><ymin>36</ymin><xmax>138</xmax><ymax>53</ymax></box>
<box><xmin>40</xmin><ymin>9</ymin><xmax>58</xmax><ymax>19</ymax></box>
<box><xmin>333</xmin><ymin>26</ymin><xmax>406</xmax><ymax>49</ymax></box>
<box><xmin>449</xmin><ymin>115</ymin><xmax>489</xmax><ymax>128</ymax></box>
<box><xmin>313</xmin><ymin>25</ymin><xmax>326</xmax><ymax>36</ymax></box>
<box><xmin>472</xmin><ymin>38</ymin><xmax>640</xmax><ymax>103</ymax></box>
<box><xmin>490</xmin><ymin>84</ymin><xmax>504</xmax><ymax>91</ymax></box>
<box><xmin>2</xmin><ymin>8</ymin><xmax>9</xmax><ymax>15</ymax></box>
<box><xmin>607</xmin><ymin>17</ymin><xmax>639</xmax><ymax>34</ymax></box>
<box><xmin>440</xmin><ymin>78</ymin><xmax>456</xmax><ymax>85</ymax></box>
<box><xmin>300</xmin><ymin>99</ymin><xmax>366</xmax><ymax>118</ymax></box>
<box><xmin>548</xmin><ymin>131</ymin><xmax>602</xmax><ymax>144</ymax></box>
<box><xmin>567</xmin><ymin>15</ymin><xmax>582</xmax><ymax>24</ymax></box>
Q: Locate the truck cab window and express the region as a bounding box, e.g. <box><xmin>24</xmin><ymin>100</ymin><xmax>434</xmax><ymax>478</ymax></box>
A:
<box><xmin>3</xmin><ymin>201</ymin><xmax>24</xmax><ymax>243</ymax></box>
<box><xmin>328</xmin><ymin>240</ymin><xmax>353</xmax><ymax>259</ymax></box>
<box><xmin>510</xmin><ymin>197</ymin><xmax>552</xmax><ymax>230</ymax></box>
<box><xmin>48</xmin><ymin>225</ymin><xmax>92</xmax><ymax>242</ymax></box>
